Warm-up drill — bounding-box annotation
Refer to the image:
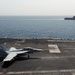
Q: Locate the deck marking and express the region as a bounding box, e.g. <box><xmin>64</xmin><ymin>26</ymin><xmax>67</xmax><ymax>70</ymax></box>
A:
<box><xmin>0</xmin><ymin>69</ymin><xmax>75</xmax><ymax>74</ymax></box>
<box><xmin>48</xmin><ymin>44</ymin><xmax>61</xmax><ymax>53</ymax></box>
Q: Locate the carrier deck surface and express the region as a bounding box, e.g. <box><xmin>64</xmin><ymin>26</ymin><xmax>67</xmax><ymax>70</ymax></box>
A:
<box><xmin>0</xmin><ymin>38</ymin><xmax>75</xmax><ymax>75</ymax></box>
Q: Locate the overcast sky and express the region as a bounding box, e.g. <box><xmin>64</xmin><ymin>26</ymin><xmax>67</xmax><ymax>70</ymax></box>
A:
<box><xmin>0</xmin><ymin>0</ymin><xmax>75</xmax><ymax>16</ymax></box>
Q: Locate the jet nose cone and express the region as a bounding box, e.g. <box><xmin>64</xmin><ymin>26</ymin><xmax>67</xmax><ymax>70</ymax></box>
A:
<box><xmin>34</xmin><ymin>49</ymin><xmax>43</xmax><ymax>52</ymax></box>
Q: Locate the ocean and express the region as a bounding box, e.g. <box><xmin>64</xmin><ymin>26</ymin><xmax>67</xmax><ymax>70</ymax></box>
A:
<box><xmin>0</xmin><ymin>16</ymin><xmax>75</xmax><ymax>39</ymax></box>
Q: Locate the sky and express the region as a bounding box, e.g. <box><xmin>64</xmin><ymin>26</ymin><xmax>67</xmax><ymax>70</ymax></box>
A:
<box><xmin>0</xmin><ymin>0</ymin><xmax>75</xmax><ymax>16</ymax></box>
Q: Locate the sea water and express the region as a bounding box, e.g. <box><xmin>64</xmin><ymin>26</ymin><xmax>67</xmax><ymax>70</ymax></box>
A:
<box><xmin>0</xmin><ymin>16</ymin><xmax>75</xmax><ymax>39</ymax></box>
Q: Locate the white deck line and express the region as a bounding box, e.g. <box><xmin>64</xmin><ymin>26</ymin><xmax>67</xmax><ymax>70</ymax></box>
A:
<box><xmin>48</xmin><ymin>45</ymin><xmax>61</xmax><ymax>53</ymax></box>
<box><xmin>0</xmin><ymin>69</ymin><xmax>75</xmax><ymax>74</ymax></box>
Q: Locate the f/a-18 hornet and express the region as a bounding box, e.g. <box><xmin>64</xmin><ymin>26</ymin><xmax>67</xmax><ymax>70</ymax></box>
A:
<box><xmin>0</xmin><ymin>46</ymin><xmax>43</xmax><ymax>62</ymax></box>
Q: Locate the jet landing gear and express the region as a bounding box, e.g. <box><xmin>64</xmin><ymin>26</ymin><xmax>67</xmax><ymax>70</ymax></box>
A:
<box><xmin>28</xmin><ymin>54</ymin><xmax>30</xmax><ymax>59</ymax></box>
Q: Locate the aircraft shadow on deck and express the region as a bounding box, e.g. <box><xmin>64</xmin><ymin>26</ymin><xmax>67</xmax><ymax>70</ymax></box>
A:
<box><xmin>2</xmin><ymin>60</ymin><xmax>15</xmax><ymax>68</ymax></box>
<box><xmin>16</xmin><ymin>57</ymin><xmax>40</xmax><ymax>61</ymax></box>
<box><xmin>1</xmin><ymin>56</ymin><xmax>40</xmax><ymax>68</ymax></box>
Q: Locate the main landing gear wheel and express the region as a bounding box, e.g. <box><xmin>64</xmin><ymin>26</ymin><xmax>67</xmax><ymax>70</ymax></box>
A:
<box><xmin>28</xmin><ymin>54</ymin><xmax>30</xmax><ymax>59</ymax></box>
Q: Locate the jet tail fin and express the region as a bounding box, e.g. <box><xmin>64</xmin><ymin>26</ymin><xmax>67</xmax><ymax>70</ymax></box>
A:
<box><xmin>9</xmin><ymin>47</ymin><xmax>17</xmax><ymax>51</ymax></box>
<box><xmin>0</xmin><ymin>46</ymin><xmax>8</xmax><ymax>58</ymax></box>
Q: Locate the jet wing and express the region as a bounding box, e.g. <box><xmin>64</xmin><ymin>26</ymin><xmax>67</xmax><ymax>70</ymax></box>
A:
<box><xmin>3</xmin><ymin>51</ymin><xmax>28</xmax><ymax>62</ymax></box>
<box><xmin>3</xmin><ymin>53</ymin><xmax>17</xmax><ymax>62</ymax></box>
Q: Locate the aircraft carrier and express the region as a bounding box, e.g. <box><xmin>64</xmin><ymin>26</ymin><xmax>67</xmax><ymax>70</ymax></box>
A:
<box><xmin>0</xmin><ymin>38</ymin><xmax>75</xmax><ymax>75</ymax></box>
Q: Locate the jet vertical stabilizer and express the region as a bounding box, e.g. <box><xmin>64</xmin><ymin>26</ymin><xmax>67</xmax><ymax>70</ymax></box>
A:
<box><xmin>0</xmin><ymin>46</ymin><xmax>8</xmax><ymax>58</ymax></box>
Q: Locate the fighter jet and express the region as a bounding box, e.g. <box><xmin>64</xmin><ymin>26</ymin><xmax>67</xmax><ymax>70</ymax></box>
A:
<box><xmin>0</xmin><ymin>45</ymin><xmax>42</xmax><ymax>62</ymax></box>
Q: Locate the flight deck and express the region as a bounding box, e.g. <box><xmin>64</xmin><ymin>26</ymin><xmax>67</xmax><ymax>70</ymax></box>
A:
<box><xmin>0</xmin><ymin>38</ymin><xmax>75</xmax><ymax>75</ymax></box>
